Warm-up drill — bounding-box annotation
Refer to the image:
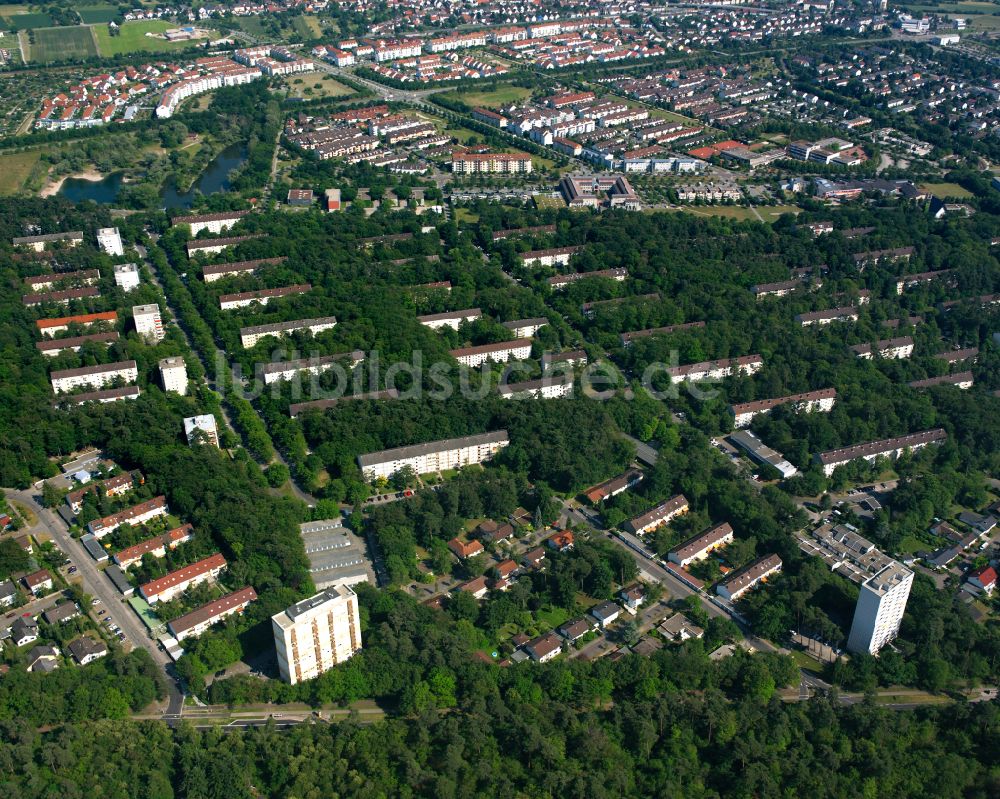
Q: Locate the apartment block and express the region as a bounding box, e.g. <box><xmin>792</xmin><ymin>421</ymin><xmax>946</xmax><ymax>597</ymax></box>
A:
<box><xmin>22</xmin><ymin>287</ymin><xmax>100</xmax><ymax>307</ymax></box>
<box><xmin>814</xmin><ymin>429</ymin><xmax>947</xmax><ymax>476</ymax></box>
<box><xmin>729</xmin><ymin>388</ymin><xmax>837</xmax><ymax>428</ymax></box>
<box><xmin>87</xmin><ymin>495</ymin><xmax>167</xmax><ymax>538</ymax></box>
<box><xmin>260</xmin><ymin>351</ymin><xmax>364</xmax><ymax>385</ymax></box>
<box><xmin>849</xmin><ymin>336</ymin><xmax>913</xmax><ymax>360</ymax></box>
<box><xmin>846</xmin><ymin>563</ymin><xmax>913</xmax><ymax>655</ymax></box>
<box><xmin>272</xmin><ymin>585</ymin><xmax>362</xmax><ymax>685</ymax></box>
<box><xmin>184</xmin><ymin>415</ymin><xmax>220</xmax><ymax>447</ymax></box>
<box><xmin>417</xmin><ymin>308</ymin><xmax>482</xmax><ymax>330</ymax></box>
<box><xmin>139</xmin><ymin>553</ymin><xmax>227</xmax><ymax>604</ymax></box>
<box><xmin>498</xmin><ymin>374</ymin><xmax>573</xmax><ymax>400</ymax></box>
<box><xmin>36</xmin><ymin>331</ymin><xmax>119</xmax><ymax>358</ymax></box>
<box><xmin>36</xmin><ymin>310</ymin><xmax>117</xmax><ymax>338</ymax></box>
<box><xmin>547</xmin><ymin>268</ymin><xmax>628</xmax><ymax>289</ymax></box>
<box><xmin>519</xmin><ymin>246</ymin><xmax>583</xmax><ymax>267</ymax></box>
<box><xmin>202</xmin><ymin>257</ymin><xmax>287</xmax><ymax>283</ymax></box>
<box><xmin>50</xmin><ymin>360</ymin><xmax>138</xmax><ymax>394</ymax></box>
<box><xmin>666</xmin><ymin>355</ymin><xmax>763</xmax><ymax>384</ymax></box>
<box><xmin>501</xmin><ymin>318</ymin><xmax>548</xmax><ymax>338</ymax></box>
<box><xmin>624</xmin><ymin>495</ymin><xmax>690</xmax><ymax>536</ymax></box>
<box><xmin>449</xmin><ymin>339</ymin><xmax>533</xmax><ymax>368</ymax></box>
<box><xmin>358</xmin><ymin>430</ymin><xmax>509</xmax><ymax>481</ymax></box>
<box><xmin>716</xmin><ymin>554</ymin><xmax>782</xmax><ymax>602</ymax></box>
<box><xmin>55</xmin><ymin>386</ymin><xmax>140</xmax><ymax>406</ymax></box>
<box><xmin>239</xmin><ymin>316</ymin><xmax>337</xmax><ymax>349</ymax></box>
<box><xmin>113</xmin><ymin>524</ymin><xmax>194</xmax><ymax>570</ymax></box>
<box><xmin>172</xmin><ymin>210</ymin><xmax>250</xmax><ymax>236</ymax></box>
<box><xmin>218</xmin><ymin>283</ymin><xmax>311</xmax><ymax>310</ymax></box>
<box><xmin>619</xmin><ymin>321</ymin><xmax>705</xmax><ymax>346</ymax></box>
<box><xmin>186</xmin><ymin>235</ymin><xmax>263</xmax><ymax>258</ymax></box>
<box><xmin>796</xmin><ymin>306</ymin><xmax>859</xmax><ymax>326</ymax></box>
<box><xmin>451</xmin><ymin>153</ymin><xmax>532</xmax><ymax>174</ymax></box>
<box><xmin>24</xmin><ymin>269</ymin><xmax>100</xmax><ymax>292</ymax></box>
<box><xmin>13</xmin><ymin>231</ymin><xmax>83</xmax><ymax>251</ymax></box>
<box><xmin>114</xmin><ymin>263</ymin><xmax>141</xmax><ymax>292</ymax></box>
<box><xmin>159</xmin><ymin>356</ymin><xmax>188</xmax><ymax>395</ymax></box>
<box><xmin>168</xmin><ymin>586</ymin><xmax>257</xmax><ymax>641</ymax></box>
<box><xmin>668</xmin><ymin>522</ymin><xmax>735</xmax><ymax>567</ymax></box>
<box><xmin>133</xmin><ymin>304</ymin><xmax>164</xmax><ymax>342</ymax></box>
<box><xmin>96</xmin><ymin>227</ymin><xmax>124</xmax><ymax>256</ymax></box>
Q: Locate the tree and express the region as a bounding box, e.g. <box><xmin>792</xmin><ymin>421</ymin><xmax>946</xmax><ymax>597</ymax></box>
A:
<box><xmin>264</xmin><ymin>462</ymin><xmax>290</xmax><ymax>488</ymax></box>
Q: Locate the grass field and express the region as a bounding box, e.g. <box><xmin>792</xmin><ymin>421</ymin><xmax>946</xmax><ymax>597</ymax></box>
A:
<box><xmin>94</xmin><ymin>20</ymin><xmax>200</xmax><ymax>56</ymax></box>
<box><xmin>77</xmin><ymin>5</ymin><xmax>119</xmax><ymax>24</ymax></box>
<box><xmin>918</xmin><ymin>181</ymin><xmax>974</xmax><ymax>199</ymax></box>
<box><xmin>30</xmin><ymin>25</ymin><xmax>97</xmax><ymax>62</ymax></box>
<box><xmin>292</xmin><ymin>14</ymin><xmax>324</xmax><ymax>39</ymax></box>
<box><xmin>284</xmin><ymin>73</ymin><xmax>354</xmax><ymax>100</ymax></box>
<box><xmin>4</xmin><ymin>12</ymin><xmax>52</xmax><ymax>29</ymax></box>
<box><xmin>0</xmin><ymin>151</ymin><xmax>41</xmax><ymax>194</ymax></box>
<box><xmin>665</xmin><ymin>204</ymin><xmax>800</xmax><ymax>222</ymax></box>
<box><xmin>442</xmin><ymin>84</ymin><xmax>532</xmax><ymax>108</ymax></box>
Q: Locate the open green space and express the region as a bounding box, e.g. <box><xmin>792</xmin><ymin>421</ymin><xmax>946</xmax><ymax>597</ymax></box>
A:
<box><xmin>0</xmin><ymin>150</ymin><xmax>41</xmax><ymax>195</ymax></box>
<box><xmin>3</xmin><ymin>11</ymin><xmax>52</xmax><ymax>29</ymax></box>
<box><xmin>94</xmin><ymin>20</ymin><xmax>200</xmax><ymax>56</ymax></box>
<box><xmin>29</xmin><ymin>25</ymin><xmax>97</xmax><ymax>62</ymax></box>
<box><xmin>918</xmin><ymin>182</ymin><xmax>975</xmax><ymax>199</ymax></box>
<box><xmin>440</xmin><ymin>84</ymin><xmax>533</xmax><ymax>109</ymax></box>
<box><xmin>291</xmin><ymin>14</ymin><xmax>324</xmax><ymax>39</ymax></box>
<box><xmin>77</xmin><ymin>5</ymin><xmax>118</xmax><ymax>24</ymax></box>
<box><xmin>662</xmin><ymin>204</ymin><xmax>800</xmax><ymax>222</ymax></box>
<box><xmin>283</xmin><ymin>73</ymin><xmax>354</xmax><ymax>100</ymax></box>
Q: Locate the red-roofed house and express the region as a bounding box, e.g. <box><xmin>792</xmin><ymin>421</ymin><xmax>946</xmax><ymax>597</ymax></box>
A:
<box><xmin>448</xmin><ymin>537</ymin><xmax>484</xmax><ymax>560</ymax></box>
<box><xmin>968</xmin><ymin>566</ymin><xmax>997</xmax><ymax>594</ymax></box>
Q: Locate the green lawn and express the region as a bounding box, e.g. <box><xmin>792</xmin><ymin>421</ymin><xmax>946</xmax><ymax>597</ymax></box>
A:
<box><xmin>94</xmin><ymin>20</ymin><xmax>203</xmax><ymax>56</ymax></box>
<box><xmin>790</xmin><ymin>649</ymin><xmax>826</xmax><ymax>675</ymax></box>
<box><xmin>918</xmin><ymin>182</ymin><xmax>974</xmax><ymax>199</ymax></box>
<box><xmin>453</xmin><ymin>208</ymin><xmax>480</xmax><ymax>224</ymax></box>
<box><xmin>896</xmin><ymin>534</ymin><xmax>929</xmax><ymax>555</ymax></box>
<box><xmin>534</xmin><ymin>605</ymin><xmax>570</xmax><ymax>630</ymax></box>
<box><xmin>440</xmin><ymin>84</ymin><xmax>532</xmax><ymax>109</ymax></box>
<box><xmin>0</xmin><ymin>150</ymin><xmax>41</xmax><ymax>194</ymax></box>
<box><xmin>284</xmin><ymin>73</ymin><xmax>354</xmax><ymax>100</ymax></box>
<box><xmin>77</xmin><ymin>5</ymin><xmax>118</xmax><ymax>23</ymax></box>
<box><xmin>29</xmin><ymin>25</ymin><xmax>97</xmax><ymax>62</ymax></box>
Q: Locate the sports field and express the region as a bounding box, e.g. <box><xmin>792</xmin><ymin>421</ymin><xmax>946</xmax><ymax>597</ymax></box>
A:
<box><xmin>0</xmin><ymin>151</ymin><xmax>41</xmax><ymax>195</ymax></box>
<box><xmin>30</xmin><ymin>25</ymin><xmax>98</xmax><ymax>62</ymax></box>
<box><xmin>94</xmin><ymin>20</ymin><xmax>202</xmax><ymax>56</ymax></box>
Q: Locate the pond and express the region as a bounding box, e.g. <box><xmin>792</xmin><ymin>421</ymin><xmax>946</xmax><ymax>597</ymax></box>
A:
<box><xmin>58</xmin><ymin>142</ymin><xmax>248</xmax><ymax>209</ymax></box>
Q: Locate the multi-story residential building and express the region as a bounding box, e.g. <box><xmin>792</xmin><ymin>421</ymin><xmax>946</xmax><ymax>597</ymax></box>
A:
<box><xmin>729</xmin><ymin>388</ymin><xmax>837</xmax><ymax>428</ymax></box>
<box><xmin>814</xmin><ymin>429</ymin><xmax>947</xmax><ymax>476</ymax></box>
<box><xmin>666</xmin><ymin>355</ymin><xmax>763</xmax><ymax>384</ymax></box>
<box><xmin>56</xmin><ymin>386</ymin><xmax>140</xmax><ymax>406</ymax></box>
<box><xmin>451</xmin><ymin>153</ymin><xmax>533</xmax><ymax>174</ymax></box>
<box><xmin>849</xmin><ymin>336</ymin><xmax>914</xmax><ymax>360</ymax></box>
<box><xmin>260</xmin><ymin>351</ymin><xmax>364</xmax><ymax>385</ymax></box>
<box><xmin>895</xmin><ymin>269</ymin><xmax>955</xmax><ymax>295</ymax></box>
<box><xmin>88</xmin><ymin>496</ymin><xmax>167</xmax><ymax>538</ymax></box>
<box><xmin>624</xmin><ymin>495</ymin><xmax>690</xmax><ymax>536</ymax></box>
<box><xmin>795</xmin><ymin>306</ymin><xmax>859</xmax><ymax>326</ymax></box>
<box><xmin>498</xmin><ymin>374</ymin><xmax>573</xmax><ymax>400</ymax></box>
<box><xmin>584</xmin><ymin>469</ymin><xmax>644</xmax><ymax>505</ymax></box>
<box><xmin>184</xmin><ymin>415</ymin><xmax>220</xmax><ymax>447</ymax></box>
<box><xmin>114</xmin><ymin>524</ymin><xmax>194</xmax><ymax>570</ymax></box>
<box><xmin>288</xmin><ymin>389</ymin><xmax>399</xmax><ymax>417</ymax></box>
<box><xmin>272</xmin><ymin>585</ymin><xmax>362</xmax><ymax>685</ymax></box>
<box><xmin>185</xmin><ymin>235</ymin><xmax>263</xmax><ymax>258</ymax></box>
<box><xmin>50</xmin><ymin>360</ymin><xmax>138</xmax><ymax>394</ymax></box>
<box><xmin>172</xmin><ymin>210</ymin><xmax>250</xmax><ymax>236</ymax></box>
<box><xmin>13</xmin><ymin>231</ymin><xmax>84</xmax><ymax>251</ymax></box>
<box><xmin>36</xmin><ymin>331</ymin><xmax>119</xmax><ymax>358</ymax></box>
<box><xmin>159</xmin><ymin>356</ymin><xmax>188</xmax><ymax>395</ymax></box>
<box><xmin>668</xmin><ymin>522</ymin><xmax>735</xmax><ymax>567</ymax></box>
<box><xmin>547</xmin><ymin>268</ymin><xmax>627</xmax><ymax>289</ymax></box>
<box><xmin>417</xmin><ymin>308</ymin><xmax>482</xmax><ymax>330</ymax></box>
<box><xmin>358</xmin><ymin>430</ymin><xmax>509</xmax><ymax>481</ymax></box>
<box><xmin>113</xmin><ymin>263</ymin><xmax>141</xmax><ymax>292</ymax></box>
<box><xmin>218</xmin><ymin>283</ymin><xmax>311</xmax><ymax>310</ymax></box>
<box><xmin>96</xmin><ymin>227</ymin><xmax>124</xmax><ymax>256</ymax></box>
<box><xmin>133</xmin><ymin>304</ymin><xmax>164</xmax><ymax>341</ymax></box>
<box><xmin>168</xmin><ymin>586</ymin><xmax>258</xmax><ymax>641</ymax></box>
<box><xmin>65</xmin><ymin>471</ymin><xmax>138</xmax><ymax>515</ymax></box>
<box><xmin>852</xmin><ymin>247</ymin><xmax>914</xmax><ymax>269</ymax></box>
<box><xmin>846</xmin><ymin>562</ymin><xmax>913</xmax><ymax>655</ymax></box>
<box><xmin>619</xmin><ymin>321</ymin><xmax>705</xmax><ymax>346</ymax></box>
<box><xmin>449</xmin><ymin>339</ymin><xmax>533</xmax><ymax>368</ymax></box>
<box><xmin>202</xmin><ymin>257</ymin><xmax>286</xmax><ymax>283</ymax></box>
<box><xmin>36</xmin><ymin>310</ymin><xmax>117</xmax><ymax>338</ymax></box>
<box><xmin>729</xmin><ymin>430</ymin><xmax>799</xmax><ymax>479</ymax></box>
<box><xmin>22</xmin><ymin>286</ymin><xmax>101</xmax><ymax>307</ymax></box>
<box><xmin>139</xmin><ymin>553</ymin><xmax>227</xmax><ymax>604</ymax></box>
<box><xmin>908</xmin><ymin>372</ymin><xmax>974</xmax><ymax>390</ymax></box>
<box><xmin>519</xmin><ymin>246</ymin><xmax>583</xmax><ymax>267</ymax></box>
<box><xmin>239</xmin><ymin>316</ymin><xmax>337</xmax><ymax>349</ymax></box>
<box><xmin>24</xmin><ymin>269</ymin><xmax>100</xmax><ymax>292</ymax></box>
<box><xmin>501</xmin><ymin>318</ymin><xmax>548</xmax><ymax>338</ymax></box>
<box><xmin>717</xmin><ymin>554</ymin><xmax>782</xmax><ymax>601</ymax></box>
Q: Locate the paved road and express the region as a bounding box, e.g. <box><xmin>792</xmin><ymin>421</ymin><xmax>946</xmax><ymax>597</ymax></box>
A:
<box><xmin>7</xmin><ymin>487</ymin><xmax>183</xmax><ymax>714</ymax></box>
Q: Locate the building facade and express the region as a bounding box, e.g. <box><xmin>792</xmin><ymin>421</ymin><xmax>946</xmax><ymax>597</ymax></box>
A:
<box><xmin>358</xmin><ymin>430</ymin><xmax>509</xmax><ymax>481</ymax></box>
<box><xmin>846</xmin><ymin>563</ymin><xmax>913</xmax><ymax>655</ymax></box>
<box><xmin>159</xmin><ymin>356</ymin><xmax>188</xmax><ymax>395</ymax></box>
<box><xmin>133</xmin><ymin>304</ymin><xmax>164</xmax><ymax>342</ymax></box>
<box><xmin>272</xmin><ymin>586</ymin><xmax>362</xmax><ymax>685</ymax></box>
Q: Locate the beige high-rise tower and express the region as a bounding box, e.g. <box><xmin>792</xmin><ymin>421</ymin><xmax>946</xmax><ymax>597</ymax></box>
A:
<box><xmin>271</xmin><ymin>585</ymin><xmax>362</xmax><ymax>684</ymax></box>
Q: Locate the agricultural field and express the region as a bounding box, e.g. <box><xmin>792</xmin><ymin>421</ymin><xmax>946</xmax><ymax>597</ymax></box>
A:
<box><xmin>283</xmin><ymin>73</ymin><xmax>354</xmax><ymax>100</ymax></box>
<box><xmin>1</xmin><ymin>10</ymin><xmax>52</xmax><ymax>30</ymax></box>
<box><xmin>918</xmin><ymin>182</ymin><xmax>975</xmax><ymax>199</ymax></box>
<box><xmin>76</xmin><ymin>6</ymin><xmax>119</xmax><ymax>24</ymax></box>
<box><xmin>93</xmin><ymin>20</ymin><xmax>202</xmax><ymax>56</ymax></box>
<box><xmin>29</xmin><ymin>25</ymin><xmax>98</xmax><ymax>62</ymax></box>
<box><xmin>0</xmin><ymin>150</ymin><xmax>41</xmax><ymax>195</ymax></box>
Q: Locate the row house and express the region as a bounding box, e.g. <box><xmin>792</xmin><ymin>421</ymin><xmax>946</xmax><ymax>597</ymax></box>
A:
<box><xmin>88</xmin><ymin>496</ymin><xmax>168</xmax><ymax>539</ymax></box>
<box><xmin>139</xmin><ymin>553</ymin><xmax>227</xmax><ymax>604</ymax></box>
<box><xmin>167</xmin><ymin>586</ymin><xmax>257</xmax><ymax>641</ymax></box>
<box><xmin>114</xmin><ymin>524</ymin><xmax>194</xmax><ymax>570</ymax></box>
<box><xmin>668</xmin><ymin>522</ymin><xmax>735</xmax><ymax>567</ymax></box>
<box><xmin>624</xmin><ymin>495</ymin><xmax>690</xmax><ymax>536</ymax></box>
<box><xmin>717</xmin><ymin>555</ymin><xmax>782</xmax><ymax>601</ymax></box>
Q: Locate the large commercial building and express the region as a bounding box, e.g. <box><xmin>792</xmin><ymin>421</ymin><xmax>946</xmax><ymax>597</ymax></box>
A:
<box><xmin>133</xmin><ymin>304</ymin><xmax>164</xmax><ymax>342</ymax></box>
<box><xmin>846</xmin><ymin>563</ymin><xmax>914</xmax><ymax>655</ymax></box>
<box><xmin>813</xmin><ymin>429</ymin><xmax>946</xmax><ymax>476</ymax></box>
<box><xmin>358</xmin><ymin>430</ymin><xmax>509</xmax><ymax>481</ymax></box>
<box><xmin>729</xmin><ymin>388</ymin><xmax>836</xmax><ymax>428</ymax></box>
<box><xmin>139</xmin><ymin>553</ymin><xmax>227</xmax><ymax>604</ymax></box>
<box><xmin>50</xmin><ymin>360</ymin><xmax>138</xmax><ymax>394</ymax></box>
<box><xmin>239</xmin><ymin>316</ymin><xmax>337</xmax><ymax>349</ymax></box>
<box><xmin>159</xmin><ymin>356</ymin><xmax>188</xmax><ymax>395</ymax></box>
<box><xmin>668</xmin><ymin>522</ymin><xmax>735</xmax><ymax>567</ymax></box>
<box><xmin>168</xmin><ymin>586</ymin><xmax>258</xmax><ymax>641</ymax></box>
<box><xmin>272</xmin><ymin>586</ymin><xmax>362</xmax><ymax>685</ymax></box>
